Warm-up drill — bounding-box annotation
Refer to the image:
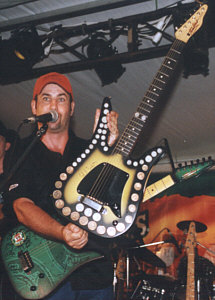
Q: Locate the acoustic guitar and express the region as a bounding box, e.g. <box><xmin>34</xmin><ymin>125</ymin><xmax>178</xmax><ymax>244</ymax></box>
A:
<box><xmin>52</xmin><ymin>5</ymin><xmax>208</xmax><ymax>239</ymax></box>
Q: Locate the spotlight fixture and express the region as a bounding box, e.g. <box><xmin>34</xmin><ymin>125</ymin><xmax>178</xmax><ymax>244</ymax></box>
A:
<box><xmin>173</xmin><ymin>7</ymin><xmax>209</xmax><ymax>78</ymax></box>
<box><xmin>0</xmin><ymin>27</ymin><xmax>44</xmax><ymax>81</ymax></box>
<box><xmin>183</xmin><ymin>45</ymin><xmax>209</xmax><ymax>78</ymax></box>
<box><xmin>182</xmin><ymin>24</ymin><xmax>209</xmax><ymax>78</ymax></box>
<box><xmin>86</xmin><ymin>34</ymin><xmax>126</xmax><ymax>86</ymax></box>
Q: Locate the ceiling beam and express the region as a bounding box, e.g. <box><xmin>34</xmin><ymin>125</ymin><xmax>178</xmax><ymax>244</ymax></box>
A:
<box><xmin>0</xmin><ymin>44</ymin><xmax>172</xmax><ymax>84</ymax></box>
<box><xmin>0</xmin><ymin>0</ymin><xmax>151</xmax><ymax>33</ymax></box>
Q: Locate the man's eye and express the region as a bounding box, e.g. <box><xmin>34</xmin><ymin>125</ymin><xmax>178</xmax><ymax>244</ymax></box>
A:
<box><xmin>58</xmin><ymin>97</ymin><xmax>66</xmax><ymax>102</ymax></box>
<box><xmin>43</xmin><ymin>97</ymin><xmax>50</xmax><ymax>102</ymax></box>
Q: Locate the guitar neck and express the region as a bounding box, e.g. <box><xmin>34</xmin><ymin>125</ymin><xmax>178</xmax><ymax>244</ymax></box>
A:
<box><xmin>186</xmin><ymin>221</ymin><xmax>196</xmax><ymax>300</ymax></box>
<box><xmin>186</xmin><ymin>252</ymin><xmax>195</xmax><ymax>300</ymax></box>
<box><xmin>143</xmin><ymin>174</ymin><xmax>175</xmax><ymax>202</ymax></box>
<box><xmin>115</xmin><ymin>39</ymin><xmax>185</xmax><ymax>156</ymax></box>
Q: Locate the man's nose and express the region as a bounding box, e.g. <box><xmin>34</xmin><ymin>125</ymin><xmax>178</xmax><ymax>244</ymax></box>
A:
<box><xmin>50</xmin><ymin>99</ymin><xmax>57</xmax><ymax>110</ymax></box>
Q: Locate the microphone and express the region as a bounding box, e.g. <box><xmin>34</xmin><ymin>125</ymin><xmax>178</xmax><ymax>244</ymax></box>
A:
<box><xmin>23</xmin><ymin>110</ymin><xmax>58</xmax><ymax>124</ymax></box>
<box><xmin>165</xmin><ymin>229</ymin><xmax>182</xmax><ymax>254</ymax></box>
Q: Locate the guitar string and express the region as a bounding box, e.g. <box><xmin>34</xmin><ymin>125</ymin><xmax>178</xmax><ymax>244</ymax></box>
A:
<box><xmin>14</xmin><ymin>238</ymin><xmax>95</xmax><ymax>258</ymax></box>
<box><xmin>86</xmin><ymin>40</ymin><xmax>183</xmax><ymax>203</ymax></box>
<box><xmin>8</xmin><ymin>41</ymin><xmax>188</xmax><ymax>271</ymax></box>
<box><xmin>86</xmin><ymin>39</ymin><xmax>183</xmax><ymax>203</ymax></box>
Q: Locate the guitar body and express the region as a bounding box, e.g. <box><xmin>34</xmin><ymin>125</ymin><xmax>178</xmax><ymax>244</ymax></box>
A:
<box><xmin>1</xmin><ymin>225</ymin><xmax>102</xmax><ymax>299</ymax></box>
<box><xmin>52</xmin><ymin>4</ymin><xmax>208</xmax><ymax>239</ymax></box>
<box><xmin>52</xmin><ymin>98</ymin><xmax>165</xmax><ymax>238</ymax></box>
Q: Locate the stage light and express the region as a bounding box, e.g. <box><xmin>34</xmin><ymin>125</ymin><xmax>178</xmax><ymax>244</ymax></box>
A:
<box><xmin>86</xmin><ymin>35</ymin><xmax>126</xmax><ymax>86</ymax></box>
<box><xmin>0</xmin><ymin>28</ymin><xmax>44</xmax><ymax>81</ymax></box>
<box><xmin>183</xmin><ymin>46</ymin><xmax>209</xmax><ymax>78</ymax></box>
<box><xmin>182</xmin><ymin>24</ymin><xmax>209</xmax><ymax>78</ymax></box>
<box><xmin>173</xmin><ymin>7</ymin><xmax>209</xmax><ymax>78</ymax></box>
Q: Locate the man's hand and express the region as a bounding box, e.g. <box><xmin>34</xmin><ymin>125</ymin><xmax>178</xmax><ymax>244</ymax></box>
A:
<box><xmin>93</xmin><ymin>109</ymin><xmax>119</xmax><ymax>146</ymax></box>
<box><xmin>62</xmin><ymin>223</ymin><xmax>88</xmax><ymax>249</ymax></box>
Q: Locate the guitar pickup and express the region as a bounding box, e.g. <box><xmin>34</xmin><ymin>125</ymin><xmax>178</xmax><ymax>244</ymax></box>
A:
<box><xmin>18</xmin><ymin>250</ymin><xmax>34</xmax><ymax>273</ymax></box>
<box><xmin>79</xmin><ymin>196</ymin><xmax>106</xmax><ymax>214</ymax></box>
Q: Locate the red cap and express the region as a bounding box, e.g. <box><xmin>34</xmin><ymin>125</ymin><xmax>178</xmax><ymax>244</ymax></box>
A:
<box><xmin>33</xmin><ymin>72</ymin><xmax>74</xmax><ymax>101</ymax></box>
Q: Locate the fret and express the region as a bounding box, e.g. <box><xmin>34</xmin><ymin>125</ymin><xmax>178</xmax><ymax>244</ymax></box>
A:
<box><xmin>134</xmin><ymin>116</ymin><xmax>148</xmax><ymax>125</ymax></box>
<box><xmin>144</xmin><ymin>93</ymin><xmax>157</xmax><ymax>102</ymax></box>
<box><xmin>154</xmin><ymin>75</ymin><xmax>168</xmax><ymax>84</ymax></box>
<box><xmin>132</xmin><ymin>117</ymin><xmax>145</xmax><ymax>127</ymax></box>
<box><xmin>151</xmin><ymin>84</ymin><xmax>162</xmax><ymax>91</ymax></box>
<box><xmin>123</xmin><ymin>129</ymin><xmax>139</xmax><ymax>138</ymax></box>
<box><xmin>143</xmin><ymin>175</ymin><xmax>175</xmax><ymax>202</ymax></box>
<box><xmin>155</xmin><ymin>73</ymin><xmax>169</xmax><ymax>81</ymax></box>
<box><xmin>141</xmin><ymin>99</ymin><xmax>156</xmax><ymax>109</ymax></box>
<box><xmin>136</xmin><ymin>111</ymin><xmax>150</xmax><ymax>121</ymax></box>
<box><xmin>147</xmin><ymin>90</ymin><xmax>159</xmax><ymax>97</ymax></box>
<box><xmin>142</xmin><ymin>96</ymin><xmax>155</xmax><ymax>105</ymax></box>
<box><xmin>162</xmin><ymin>58</ymin><xmax>177</xmax><ymax>68</ymax></box>
<box><xmin>153</xmin><ymin>78</ymin><xmax>166</xmax><ymax>86</ymax></box>
<box><xmin>166</xmin><ymin>56</ymin><xmax>177</xmax><ymax>63</ymax></box>
<box><xmin>163</xmin><ymin>55</ymin><xmax>178</xmax><ymax>62</ymax></box>
<box><xmin>116</xmin><ymin>38</ymin><xmax>186</xmax><ymax>157</ymax></box>
<box><xmin>126</xmin><ymin>126</ymin><xmax>141</xmax><ymax>136</ymax></box>
<box><xmin>156</xmin><ymin>71</ymin><xmax>169</xmax><ymax>78</ymax></box>
<box><xmin>139</xmin><ymin>106</ymin><xmax>151</xmax><ymax>114</ymax></box>
<box><xmin>140</xmin><ymin>101</ymin><xmax>155</xmax><ymax>110</ymax></box>
<box><xmin>171</xmin><ymin>48</ymin><xmax>182</xmax><ymax>55</ymax></box>
<box><xmin>162</xmin><ymin>64</ymin><xmax>174</xmax><ymax>71</ymax></box>
<box><xmin>160</xmin><ymin>65</ymin><xmax>174</xmax><ymax>74</ymax></box>
<box><xmin>185</xmin><ymin>221</ymin><xmax>196</xmax><ymax>300</ymax></box>
<box><xmin>118</xmin><ymin>139</ymin><xmax>133</xmax><ymax>148</ymax></box>
<box><xmin>117</xmin><ymin>143</ymin><xmax>132</xmax><ymax>153</ymax></box>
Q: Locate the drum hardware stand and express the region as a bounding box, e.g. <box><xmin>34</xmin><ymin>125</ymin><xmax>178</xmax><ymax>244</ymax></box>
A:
<box><xmin>113</xmin><ymin>262</ymin><xmax>117</xmax><ymax>295</ymax></box>
<box><xmin>130</xmin><ymin>241</ymin><xmax>166</xmax><ymax>249</ymax></box>
<box><xmin>197</xmin><ymin>241</ymin><xmax>215</xmax><ymax>256</ymax></box>
<box><xmin>125</xmin><ymin>241</ymin><xmax>167</xmax><ymax>299</ymax></box>
<box><xmin>126</xmin><ymin>242</ymin><xmax>161</xmax><ymax>289</ymax></box>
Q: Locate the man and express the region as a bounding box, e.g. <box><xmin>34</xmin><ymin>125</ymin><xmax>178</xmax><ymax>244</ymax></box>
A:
<box><xmin>0</xmin><ymin>121</ymin><xmax>19</xmax><ymax>219</ymax></box>
<box><xmin>3</xmin><ymin>72</ymin><xmax>119</xmax><ymax>300</ymax></box>
<box><xmin>0</xmin><ymin>122</ymin><xmax>20</xmax><ymax>300</ymax></box>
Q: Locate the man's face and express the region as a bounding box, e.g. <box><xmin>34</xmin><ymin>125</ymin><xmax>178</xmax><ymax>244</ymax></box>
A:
<box><xmin>0</xmin><ymin>135</ymin><xmax>10</xmax><ymax>161</ymax></box>
<box><xmin>31</xmin><ymin>83</ymin><xmax>75</xmax><ymax>133</ymax></box>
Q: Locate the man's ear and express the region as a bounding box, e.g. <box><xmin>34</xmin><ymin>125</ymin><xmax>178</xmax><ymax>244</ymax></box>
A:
<box><xmin>5</xmin><ymin>142</ymin><xmax>11</xmax><ymax>151</ymax></box>
<box><xmin>70</xmin><ymin>101</ymin><xmax>75</xmax><ymax>117</ymax></box>
<box><xmin>31</xmin><ymin>99</ymin><xmax>37</xmax><ymax>115</ymax></box>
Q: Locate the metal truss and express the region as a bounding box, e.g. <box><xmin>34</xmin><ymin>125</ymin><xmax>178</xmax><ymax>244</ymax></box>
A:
<box><xmin>1</xmin><ymin>0</ymin><xmax>214</xmax><ymax>84</ymax></box>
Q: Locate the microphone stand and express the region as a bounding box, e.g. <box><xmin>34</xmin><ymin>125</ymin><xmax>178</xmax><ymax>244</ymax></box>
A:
<box><xmin>0</xmin><ymin>124</ymin><xmax>48</xmax><ymax>191</ymax></box>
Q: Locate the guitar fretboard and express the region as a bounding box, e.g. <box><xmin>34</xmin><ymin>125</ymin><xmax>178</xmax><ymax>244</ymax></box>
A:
<box><xmin>143</xmin><ymin>175</ymin><xmax>175</xmax><ymax>202</ymax></box>
<box><xmin>186</xmin><ymin>221</ymin><xmax>196</xmax><ymax>300</ymax></box>
<box><xmin>115</xmin><ymin>39</ymin><xmax>185</xmax><ymax>157</ymax></box>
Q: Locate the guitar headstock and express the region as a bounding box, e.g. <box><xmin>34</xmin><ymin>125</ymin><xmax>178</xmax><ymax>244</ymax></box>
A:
<box><xmin>174</xmin><ymin>156</ymin><xmax>214</xmax><ymax>182</ymax></box>
<box><xmin>175</xmin><ymin>4</ymin><xmax>208</xmax><ymax>43</ymax></box>
<box><xmin>185</xmin><ymin>221</ymin><xmax>197</xmax><ymax>255</ymax></box>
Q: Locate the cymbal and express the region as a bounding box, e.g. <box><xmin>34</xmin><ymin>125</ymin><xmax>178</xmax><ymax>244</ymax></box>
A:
<box><xmin>177</xmin><ymin>220</ymin><xmax>207</xmax><ymax>233</ymax></box>
<box><xmin>127</xmin><ymin>245</ymin><xmax>166</xmax><ymax>268</ymax></box>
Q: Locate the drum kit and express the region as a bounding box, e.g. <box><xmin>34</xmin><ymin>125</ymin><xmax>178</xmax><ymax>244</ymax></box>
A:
<box><xmin>113</xmin><ymin>220</ymin><xmax>215</xmax><ymax>300</ymax></box>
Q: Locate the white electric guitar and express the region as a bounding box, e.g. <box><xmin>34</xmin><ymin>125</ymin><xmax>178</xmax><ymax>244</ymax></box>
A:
<box><xmin>52</xmin><ymin>5</ymin><xmax>208</xmax><ymax>238</ymax></box>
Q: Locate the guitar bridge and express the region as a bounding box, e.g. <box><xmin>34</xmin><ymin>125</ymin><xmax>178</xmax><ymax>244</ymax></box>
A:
<box><xmin>79</xmin><ymin>195</ymin><xmax>107</xmax><ymax>214</ymax></box>
<box><xmin>18</xmin><ymin>250</ymin><xmax>34</xmax><ymax>273</ymax></box>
